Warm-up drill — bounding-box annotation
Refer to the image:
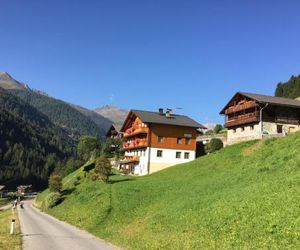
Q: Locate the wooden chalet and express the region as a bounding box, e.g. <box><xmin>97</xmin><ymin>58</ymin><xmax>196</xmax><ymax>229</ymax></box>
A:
<box><xmin>220</xmin><ymin>92</ymin><xmax>300</xmax><ymax>144</ymax></box>
<box><xmin>106</xmin><ymin>124</ymin><xmax>122</xmax><ymax>139</ymax></box>
<box><xmin>119</xmin><ymin>109</ymin><xmax>206</xmax><ymax>175</ymax></box>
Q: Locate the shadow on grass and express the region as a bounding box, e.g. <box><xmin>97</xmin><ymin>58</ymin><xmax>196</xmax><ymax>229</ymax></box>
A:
<box><xmin>109</xmin><ymin>178</ymin><xmax>135</xmax><ymax>184</ymax></box>
<box><xmin>53</xmin><ymin>187</ymin><xmax>76</xmax><ymax>207</ymax></box>
<box><xmin>61</xmin><ymin>187</ymin><xmax>76</xmax><ymax>196</ymax></box>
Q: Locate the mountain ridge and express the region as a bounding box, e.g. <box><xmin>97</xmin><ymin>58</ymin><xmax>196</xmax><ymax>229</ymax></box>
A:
<box><xmin>0</xmin><ymin>71</ymin><xmax>113</xmax><ymax>140</ymax></box>
<box><xmin>94</xmin><ymin>105</ymin><xmax>128</xmax><ymax>128</ymax></box>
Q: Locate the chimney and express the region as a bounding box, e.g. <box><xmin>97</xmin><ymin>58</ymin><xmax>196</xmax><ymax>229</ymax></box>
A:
<box><xmin>165</xmin><ymin>108</ymin><xmax>172</xmax><ymax>118</ymax></box>
<box><xmin>159</xmin><ymin>108</ymin><xmax>164</xmax><ymax>115</ymax></box>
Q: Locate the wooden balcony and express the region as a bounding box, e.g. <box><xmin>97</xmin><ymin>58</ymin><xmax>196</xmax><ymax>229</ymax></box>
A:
<box><xmin>225</xmin><ymin>101</ymin><xmax>257</xmax><ymax>115</ymax></box>
<box><xmin>124</xmin><ymin>127</ymin><xmax>149</xmax><ymax>138</ymax></box>
<box><xmin>225</xmin><ymin>111</ymin><xmax>260</xmax><ymax>128</ymax></box>
<box><xmin>123</xmin><ymin>139</ymin><xmax>148</xmax><ymax>150</ymax></box>
<box><xmin>119</xmin><ymin>155</ymin><xmax>140</xmax><ymax>165</ymax></box>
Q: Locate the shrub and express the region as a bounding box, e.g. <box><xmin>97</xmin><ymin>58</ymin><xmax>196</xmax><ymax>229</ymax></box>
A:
<box><xmin>94</xmin><ymin>156</ymin><xmax>112</xmax><ymax>183</ymax></box>
<box><xmin>205</xmin><ymin>138</ymin><xmax>224</xmax><ymax>153</ymax></box>
<box><xmin>48</xmin><ymin>174</ymin><xmax>62</xmax><ymax>192</ymax></box>
<box><xmin>45</xmin><ymin>192</ymin><xmax>62</xmax><ymax>208</ymax></box>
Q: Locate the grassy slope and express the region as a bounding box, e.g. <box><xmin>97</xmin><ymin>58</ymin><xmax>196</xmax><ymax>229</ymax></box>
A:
<box><xmin>0</xmin><ymin>198</ymin><xmax>9</xmax><ymax>207</ymax></box>
<box><xmin>37</xmin><ymin>133</ymin><xmax>300</xmax><ymax>249</ymax></box>
<box><xmin>0</xmin><ymin>209</ymin><xmax>22</xmax><ymax>250</ymax></box>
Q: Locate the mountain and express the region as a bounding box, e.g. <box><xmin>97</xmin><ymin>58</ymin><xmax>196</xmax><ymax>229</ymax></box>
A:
<box><xmin>275</xmin><ymin>75</ymin><xmax>300</xmax><ymax>99</ymax></box>
<box><xmin>71</xmin><ymin>104</ymin><xmax>113</xmax><ymax>131</ymax></box>
<box><xmin>0</xmin><ymin>87</ymin><xmax>75</xmax><ymax>188</ymax></box>
<box><xmin>0</xmin><ymin>72</ymin><xmax>112</xmax><ymax>141</ymax></box>
<box><xmin>94</xmin><ymin>105</ymin><xmax>128</xmax><ymax>128</ymax></box>
<box><xmin>0</xmin><ymin>72</ymin><xmax>28</xmax><ymax>90</ymax></box>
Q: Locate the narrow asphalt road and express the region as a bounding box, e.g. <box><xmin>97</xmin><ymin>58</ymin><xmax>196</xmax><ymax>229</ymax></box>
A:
<box><xmin>18</xmin><ymin>200</ymin><xmax>118</xmax><ymax>250</ymax></box>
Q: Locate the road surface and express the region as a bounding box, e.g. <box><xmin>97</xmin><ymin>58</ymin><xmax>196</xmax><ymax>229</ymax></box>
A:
<box><xmin>18</xmin><ymin>200</ymin><xmax>117</xmax><ymax>250</ymax></box>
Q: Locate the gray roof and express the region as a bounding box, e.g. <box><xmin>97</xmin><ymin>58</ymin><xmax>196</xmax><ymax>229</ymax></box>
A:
<box><xmin>220</xmin><ymin>92</ymin><xmax>300</xmax><ymax>114</ymax></box>
<box><xmin>131</xmin><ymin>109</ymin><xmax>206</xmax><ymax>129</ymax></box>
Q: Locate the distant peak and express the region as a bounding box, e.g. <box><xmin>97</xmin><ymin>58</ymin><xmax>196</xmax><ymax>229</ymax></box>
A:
<box><xmin>0</xmin><ymin>71</ymin><xmax>28</xmax><ymax>90</ymax></box>
<box><xmin>0</xmin><ymin>71</ymin><xmax>13</xmax><ymax>79</ymax></box>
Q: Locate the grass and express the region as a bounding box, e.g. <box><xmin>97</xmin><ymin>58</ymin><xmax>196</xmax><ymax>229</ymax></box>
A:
<box><xmin>0</xmin><ymin>209</ymin><xmax>22</xmax><ymax>250</ymax></box>
<box><xmin>37</xmin><ymin>132</ymin><xmax>300</xmax><ymax>249</ymax></box>
<box><xmin>0</xmin><ymin>198</ymin><xmax>10</xmax><ymax>207</ymax></box>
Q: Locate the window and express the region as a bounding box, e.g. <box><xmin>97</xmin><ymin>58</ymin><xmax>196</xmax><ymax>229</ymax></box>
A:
<box><xmin>250</xmin><ymin>125</ymin><xmax>254</xmax><ymax>130</ymax></box>
<box><xmin>184</xmin><ymin>152</ymin><xmax>190</xmax><ymax>159</ymax></box>
<box><xmin>241</xmin><ymin>127</ymin><xmax>245</xmax><ymax>132</ymax></box>
<box><xmin>233</xmin><ymin>129</ymin><xmax>236</xmax><ymax>133</ymax></box>
<box><xmin>157</xmin><ymin>150</ymin><xmax>163</xmax><ymax>157</ymax></box>
<box><xmin>185</xmin><ymin>138</ymin><xmax>191</xmax><ymax>145</ymax></box>
<box><xmin>176</xmin><ymin>152</ymin><xmax>181</xmax><ymax>159</ymax></box>
<box><xmin>177</xmin><ymin>138</ymin><xmax>183</xmax><ymax>144</ymax></box>
<box><xmin>157</xmin><ymin>136</ymin><xmax>164</xmax><ymax>143</ymax></box>
<box><xmin>277</xmin><ymin>125</ymin><xmax>283</xmax><ymax>133</ymax></box>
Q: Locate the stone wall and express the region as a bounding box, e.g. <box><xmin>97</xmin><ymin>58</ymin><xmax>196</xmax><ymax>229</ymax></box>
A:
<box><xmin>227</xmin><ymin>121</ymin><xmax>300</xmax><ymax>145</ymax></box>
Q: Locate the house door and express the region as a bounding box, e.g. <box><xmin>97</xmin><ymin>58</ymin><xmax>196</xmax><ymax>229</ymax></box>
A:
<box><xmin>277</xmin><ymin>125</ymin><xmax>283</xmax><ymax>134</ymax></box>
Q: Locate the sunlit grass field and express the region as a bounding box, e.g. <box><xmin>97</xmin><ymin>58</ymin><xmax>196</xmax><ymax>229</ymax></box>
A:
<box><xmin>0</xmin><ymin>209</ymin><xmax>21</xmax><ymax>250</ymax></box>
<box><xmin>37</xmin><ymin>132</ymin><xmax>300</xmax><ymax>249</ymax></box>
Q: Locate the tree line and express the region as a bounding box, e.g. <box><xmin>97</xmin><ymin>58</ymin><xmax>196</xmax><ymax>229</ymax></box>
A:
<box><xmin>275</xmin><ymin>75</ymin><xmax>300</xmax><ymax>99</ymax></box>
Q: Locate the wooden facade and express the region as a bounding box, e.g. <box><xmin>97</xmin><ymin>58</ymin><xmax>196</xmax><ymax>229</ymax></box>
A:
<box><xmin>222</xmin><ymin>94</ymin><xmax>261</xmax><ymax>128</ymax></box>
<box><xmin>221</xmin><ymin>92</ymin><xmax>300</xmax><ymax>144</ymax></box>
<box><xmin>119</xmin><ymin>109</ymin><xmax>204</xmax><ymax>175</ymax></box>
<box><xmin>150</xmin><ymin>124</ymin><xmax>197</xmax><ymax>150</ymax></box>
<box><xmin>121</xmin><ymin>113</ymin><xmax>198</xmax><ymax>152</ymax></box>
<box><xmin>222</xmin><ymin>93</ymin><xmax>300</xmax><ymax>128</ymax></box>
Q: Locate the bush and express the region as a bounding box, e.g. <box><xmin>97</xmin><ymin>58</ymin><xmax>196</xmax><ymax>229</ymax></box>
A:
<box><xmin>205</xmin><ymin>138</ymin><xmax>224</xmax><ymax>153</ymax></box>
<box><xmin>45</xmin><ymin>192</ymin><xmax>62</xmax><ymax>208</ymax></box>
<box><xmin>48</xmin><ymin>174</ymin><xmax>62</xmax><ymax>192</ymax></box>
<box><xmin>94</xmin><ymin>156</ymin><xmax>112</xmax><ymax>183</ymax></box>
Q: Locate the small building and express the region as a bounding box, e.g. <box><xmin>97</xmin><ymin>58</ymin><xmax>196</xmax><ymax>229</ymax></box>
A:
<box><xmin>119</xmin><ymin>109</ymin><xmax>206</xmax><ymax>175</ymax></box>
<box><xmin>220</xmin><ymin>92</ymin><xmax>300</xmax><ymax>145</ymax></box>
<box><xmin>106</xmin><ymin>124</ymin><xmax>122</xmax><ymax>139</ymax></box>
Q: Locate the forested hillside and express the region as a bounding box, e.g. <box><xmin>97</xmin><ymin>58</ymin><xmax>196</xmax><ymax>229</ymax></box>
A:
<box><xmin>0</xmin><ymin>88</ymin><xmax>75</xmax><ymax>188</ymax></box>
<box><xmin>9</xmin><ymin>89</ymin><xmax>111</xmax><ymax>140</ymax></box>
<box><xmin>275</xmin><ymin>75</ymin><xmax>300</xmax><ymax>99</ymax></box>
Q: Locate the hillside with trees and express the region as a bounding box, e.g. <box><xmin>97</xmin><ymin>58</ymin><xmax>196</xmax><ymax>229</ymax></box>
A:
<box><xmin>0</xmin><ymin>71</ymin><xmax>112</xmax><ymax>141</ymax></box>
<box><xmin>0</xmin><ymin>87</ymin><xmax>75</xmax><ymax>188</ymax></box>
<box><xmin>275</xmin><ymin>75</ymin><xmax>300</xmax><ymax>99</ymax></box>
<box><xmin>9</xmin><ymin>89</ymin><xmax>111</xmax><ymax>141</ymax></box>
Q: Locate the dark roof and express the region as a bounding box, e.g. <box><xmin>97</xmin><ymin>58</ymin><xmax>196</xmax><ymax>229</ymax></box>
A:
<box><xmin>220</xmin><ymin>92</ymin><xmax>300</xmax><ymax>114</ymax></box>
<box><xmin>134</xmin><ymin>110</ymin><xmax>206</xmax><ymax>128</ymax></box>
<box><xmin>121</xmin><ymin>109</ymin><xmax>206</xmax><ymax>131</ymax></box>
<box><xmin>105</xmin><ymin>124</ymin><xmax>122</xmax><ymax>136</ymax></box>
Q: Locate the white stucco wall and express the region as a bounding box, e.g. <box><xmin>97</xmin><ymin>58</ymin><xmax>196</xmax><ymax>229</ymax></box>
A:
<box><xmin>125</xmin><ymin>147</ymin><xmax>195</xmax><ymax>176</ymax></box>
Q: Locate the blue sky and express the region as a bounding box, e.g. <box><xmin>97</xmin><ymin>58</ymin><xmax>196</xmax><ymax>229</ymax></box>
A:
<box><xmin>1</xmin><ymin>0</ymin><xmax>300</xmax><ymax>124</ymax></box>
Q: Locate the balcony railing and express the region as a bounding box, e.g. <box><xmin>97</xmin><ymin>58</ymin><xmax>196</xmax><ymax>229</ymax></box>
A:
<box><xmin>124</xmin><ymin>127</ymin><xmax>149</xmax><ymax>138</ymax></box>
<box><xmin>225</xmin><ymin>111</ymin><xmax>260</xmax><ymax>128</ymax></box>
<box><xmin>123</xmin><ymin>139</ymin><xmax>148</xmax><ymax>150</ymax></box>
<box><xmin>119</xmin><ymin>155</ymin><xmax>140</xmax><ymax>166</ymax></box>
<box><xmin>225</xmin><ymin>101</ymin><xmax>257</xmax><ymax>115</ymax></box>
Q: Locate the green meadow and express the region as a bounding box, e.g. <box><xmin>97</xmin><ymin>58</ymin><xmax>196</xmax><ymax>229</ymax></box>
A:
<box><xmin>0</xmin><ymin>209</ymin><xmax>21</xmax><ymax>250</ymax></box>
<box><xmin>36</xmin><ymin>133</ymin><xmax>300</xmax><ymax>249</ymax></box>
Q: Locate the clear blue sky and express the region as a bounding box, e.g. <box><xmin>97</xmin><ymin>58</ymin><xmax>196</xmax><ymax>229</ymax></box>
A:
<box><xmin>1</xmin><ymin>0</ymin><xmax>300</xmax><ymax>124</ymax></box>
